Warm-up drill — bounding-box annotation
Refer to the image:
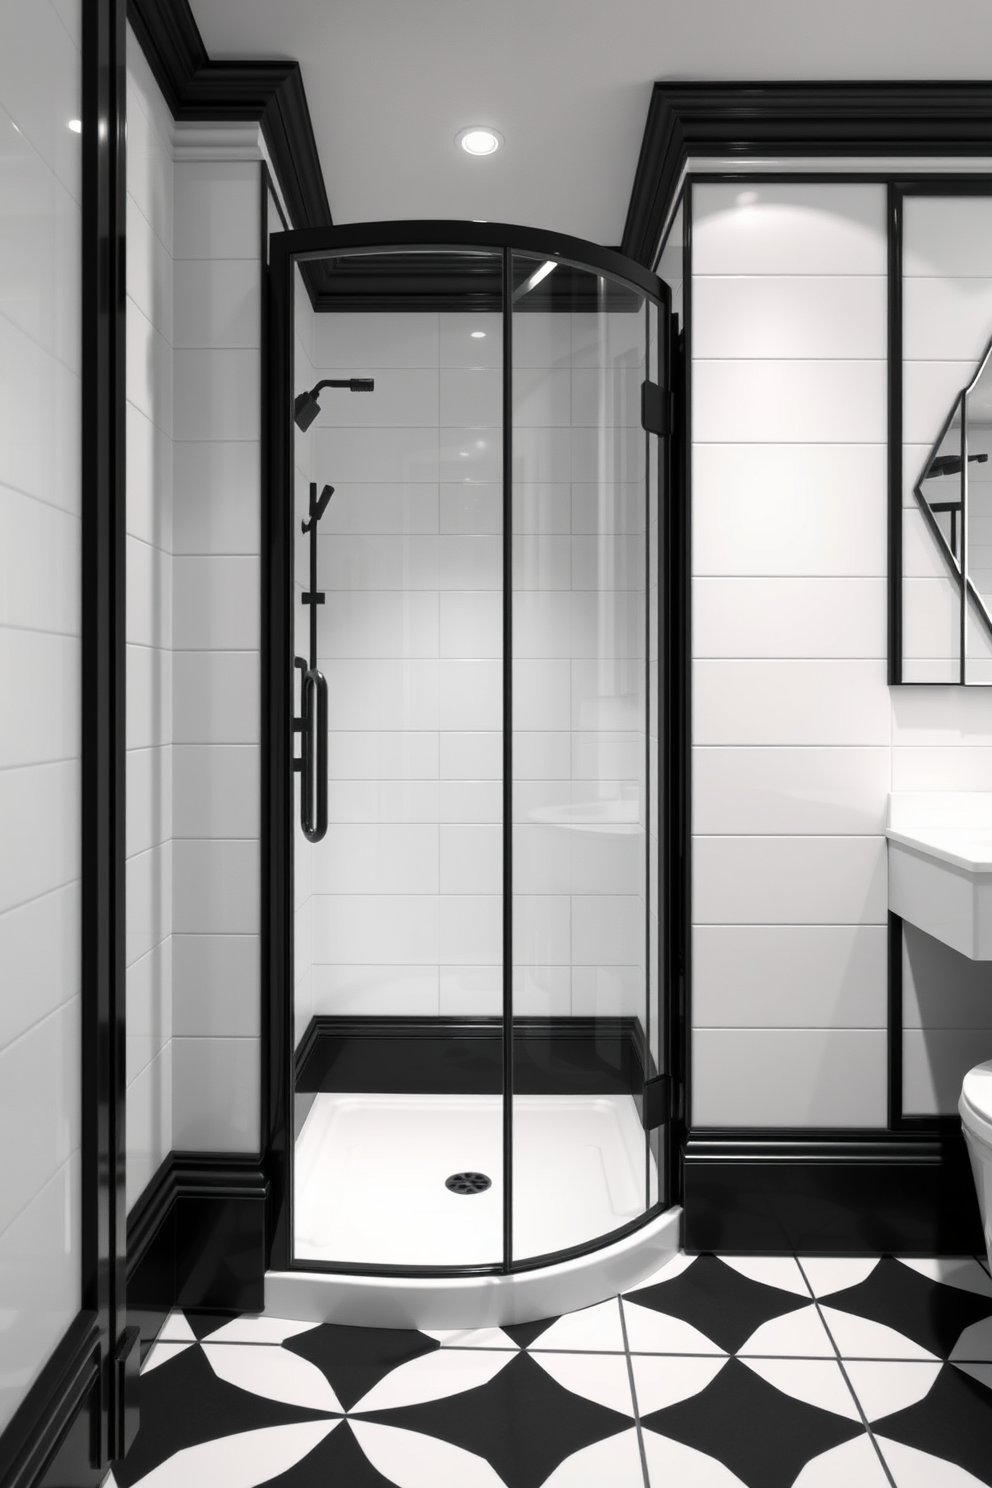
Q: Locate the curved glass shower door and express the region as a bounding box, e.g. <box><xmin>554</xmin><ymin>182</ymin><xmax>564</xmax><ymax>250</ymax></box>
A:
<box><xmin>510</xmin><ymin>253</ymin><xmax>661</xmax><ymax>1262</ymax></box>
<box><xmin>270</xmin><ymin>225</ymin><xmax>670</xmax><ymax>1276</ymax></box>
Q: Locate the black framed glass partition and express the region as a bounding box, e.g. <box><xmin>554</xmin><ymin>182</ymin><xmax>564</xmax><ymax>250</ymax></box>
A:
<box><xmin>266</xmin><ymin>223</ymin><xmax>673</xmax><ymax>1275</ymax></box>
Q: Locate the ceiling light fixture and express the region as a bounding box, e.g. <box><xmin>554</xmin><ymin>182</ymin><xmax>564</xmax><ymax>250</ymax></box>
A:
<box><xmin>471</xmin><ymin>331</ymin><xmax>486</xmax><ymax>339</ymax></box>
<box><xmin>68</xmin><ymin>119</ymin><xmax>82</xmax><ymax>133</ymax></box>
<box><xmin>457</xmin><ymin>127</ymin><xmax>502</xmax><ymax>156</ymax></box>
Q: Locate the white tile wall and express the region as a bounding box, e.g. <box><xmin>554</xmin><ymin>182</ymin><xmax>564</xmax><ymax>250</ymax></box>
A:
<box><xmin>126</xmin><ymin>30</ymin><xmax>174</xmax><ymax>1208</ymax></box>
<box><xmin>298</xmin><ymin>302</ymin><xmax>650</xmax><ymax>1037</ymax></box>
<box><xmin>0</xmin><ymin>0</ymin><xmax>82</xmax><ymax>1435</ymax></box>
<box><xmin>689</xmin><ymin>183</ymin><xmax>890</xmax><ymax>1128</ymax></box>
<box><xmin>170</xmin><ymin>147</ymin><xmax>263</xmax><ymax>1151</ymax></box>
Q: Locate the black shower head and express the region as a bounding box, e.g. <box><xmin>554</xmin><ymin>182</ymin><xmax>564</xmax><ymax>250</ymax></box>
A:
<box><xmin>293</xmin><ymin>377</ymin><xmax>376</xmax><ymax>431</ymax></box>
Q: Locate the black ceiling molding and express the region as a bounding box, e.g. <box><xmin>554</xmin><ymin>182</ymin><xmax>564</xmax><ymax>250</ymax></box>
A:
<box><xmin>622</xmin><ymin>81</ymin><xmax>992</xmax><ymax>268</ymax></box>
<box><xmin>126</xmin><ymin>0</ymin><xmax>331</xmax><ymax>247</ymax></box>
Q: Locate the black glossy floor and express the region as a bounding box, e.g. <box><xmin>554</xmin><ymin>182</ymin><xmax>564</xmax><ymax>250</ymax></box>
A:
<box><xmin>107</xmin><ymin>1252</ymin><xmax>992</xmax><ymax>1487</ymax></box>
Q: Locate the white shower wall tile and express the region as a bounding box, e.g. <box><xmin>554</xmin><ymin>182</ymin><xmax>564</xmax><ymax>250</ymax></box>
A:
<box><xmin>693</xmin><ymin>578</ymin><xmax>887</xmax><ymax>659</ymax></box>
<box><xmin>172</xmin><ymin>259</ymin><xmax>261</xmax><ymax>350</ymax></box>
<box><xmin>692</xmin><ymin>184</ymin><xmax>887</xmax><ymax>276</ymax></box>
<box><xmin>172</xmin><ymin>839</ymin><xmax>259</xmax><ymax>936</ymax></box>
<box><xmin>439</xmin><ymin>895</ymin><xmax>502</xmax><ymax>964</ymax></box>
<box><xmin>125</xmin><ymin>1044</ymin><xmax>172</xmax><ymax>1209</ymax></box>
<box><xmin>172</xmin><ymin>556</ymin><xmax>259</xmax><ymax>650</ymax></box>
<box><xmin>172</xmin><ymin>744</ymin><xmax>259</xmax><ymax>839</ymax></box>
<box><xmin>693</xmin><ymin>1028</ymin><xmax>887</xmax><ymax>1127</ymax></box>
<box><xmin>172</xmin><ymin>440</ymin><xmax>260</xmax><ymax>555</ymax></box>
<box><xmin>311</xmin><ymin>823</ymin><xmax>439</xmax><ymax>895</ymax></box>
<box><xmin>0</xmin><ymin>760</ymin><xmax>80</xmax><ymax>916</ymax></box>
<box><xmin>0</xmin><ymin>632</ymin><xmax>80</xmax><ymax>769</ymax></box>
<box><xmin>313</xmin><ymin>895</ymin><xmax>439</xmax><ymax>965</ymax></box>
<box><xmin>172</xmin><ymin>934</ymin><xmax>260</xmax><ymax>1038</ymax></box>
<box><xmin>0</xmin><ymin>884</ymin><xmax>79</xmax><ymax>1052</ymax></box>
<box><xmin>692</xmin><ymin>747</ymin><xmax>890</xmax><ymax>835</ymax></box>
<box><xmin>693</xmin><ymin>836</ymin><xmax>887</xmax><ymax>926</ymax></box>
<box><xmin>0</xmin><ymin>999</ymin><xmax>80</xmax><ymax>1237</ymax></box>
<box><xmin>171</xmin><ymin>1037</ymin><xmax>259</xmax><ymax>1150</ymax></box>
<box><xmin>173</xmin><ymin>348</ymin><xmax>260</xmax><ymax>442</ymax></box>
<box><xmin>693</xmin><ymin>925</ymin><xmax>888</xmax><ymax>1029</ymax></box>
<box><xmin>692</xmin><ymin>275</ymin><xmax>887</xmax><ymax>360</ymax></box>
<box><xmin>312</xmin><ymin>965</ymin><xmax>440</xmax><ymax>1018</ymax></box>
<box><xmin>694</xmin><ymin>660</ymin><xmax>891</xmax><ymax>745</ymax></box>
<box><xmin>126</xmin><ymin>745</ymin><xmax>173</xmax><ymax>857</ymax></box>
<box><xmin>693</xmin><ymin>359</ymin><xmax>887</xmax><ymax>445</ymax></box>
<box><xmin>173</xmin><ymin>651</ymin><xmax>258</xmax><ymax>743</ymax></box>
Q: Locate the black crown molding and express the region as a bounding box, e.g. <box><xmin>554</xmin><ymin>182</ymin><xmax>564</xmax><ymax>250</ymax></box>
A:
<box><xmin>126</xmin><ymin>0</ymin><xmax>331</xmax><ymax>237</ymax></box>
<box><xmin>622</xmin><ymin>80</ymin><xmax>992</xmax><ymax>267</ymax></box>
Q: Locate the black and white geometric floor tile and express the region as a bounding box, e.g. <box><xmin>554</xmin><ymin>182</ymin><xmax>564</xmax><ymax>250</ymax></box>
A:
<box><xmin>106</xmin><ymin>1254</ymin><xmax>992</xmax><ymax>1488</ymax></box>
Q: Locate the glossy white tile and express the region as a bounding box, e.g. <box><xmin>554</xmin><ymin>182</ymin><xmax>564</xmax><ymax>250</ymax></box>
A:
<box><xmin>172</xmin><ymin>556</ymin><xmax>259</xmax><ymax>650</ymax></box>
<box><xmin>172</xmin><ymin>934</ymin><xmax>259</xmax><ymax>1038</ymax></box>
<box><xmin>692</xmin><ymin>747</ymin><xmax>890</xmax><ymax>835</ymax></box>
<box><xmin>312</xmin><ymin>895</ymin><xmax>439</xmax><ymax>964</ymax></box>
<box><xmin>692</xmin><ymin>1028</ymin><xmax>887</xmax><ymax>1126</ymax></box>
<box><xmin>693</xmin><ymin>925</ymin><xmax>887</xmax><ymax>1029</ymax></box>
<box><xmin>692</xmin><ymin>183</ymin><xmax>886</xmax><ymax>276</ymax></box>
<box><xmin>172</xmin><ymin>1037</ymin><xmax>259</xmax><ymax>1150</ymax></box>
<box><xmin>173</xmin><ymin>161</ymin><xmax>258</xmax><ymax>260</ymax></box>
<box><xmin>694</xmin><ymin>359</ymin><xmax>886</xmax><ymax>444</ymax></box>
<box><xmin>693</xmin><ymin>275</ymin><xmax>886</xmax><ymax>360</ymax></box>
<box><xmin>173</xmin><ymin>440</ymin><xmax>259</xmax><ymax>555</ymax></box>
<box><xmin>694</xmin><ymin>660</ymin><xmax>891</xmax><ymax>745</ymax></box>
<box><xmin>693</xmin><ymin>835</ymin><xmax>887</xmax><ymax>925</ymax></box>
<box><xmin>693</xmin><ymin>578</ymin><xmax>886</xmax><ymax>659</ymax></box>
<box><xmin>172</xmin><ymin>839</ymin><xmax>259</xmax><ymax>935</ymax></box>
<box><xmin>173</xmin><ymin>651</ymin><xmax>259</xmax><ymax>743</ymax></box>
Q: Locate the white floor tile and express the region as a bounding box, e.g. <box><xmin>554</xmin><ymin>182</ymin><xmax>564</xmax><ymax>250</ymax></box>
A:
<box><xmin>896</xmin><ymin>1256</ymin><xmax>992</xmax><ymax>1298</ymax></box>
<box><xmin>791</xmin><ymin>1434</ymin><xmax>893</xmax><ymax>1488</ymax></box>
<box><xmin>798</xmin><ymin>1257</ymin><xmax>880</xmax><ymax>1298</ymax></box>
<box><xmin>350</xmin><ymin>1347</ymin><xmax>512</xmax><ymax>1413</ymax></box>
<box><xmin>642</xmin><ymin>1428</ymin><xmax>748</xmax><ymax>1487</ymax></box>
<box><xmin>530</xmin><ymin>1350</ymin><xmax>635</xmax><ymax>1415</ymax></box>
<box><xmin>205</xmin><ymin>1315</ymin><xmax>320</xmax><ymax>1346</ymax></box>
<box><xmin>528</xmin><ymin>1298</ymin><xmax>625</xmax><ymax>1352</ymax></box>
<box><xmin>842</xmin><ymin>1359</ymin><xmax>942</xmax><ymax>1421</ymax></box>
<box><xmin>622</xmin><ymin>1299</ymin><xmax>724</xmax><ymax>1355</ymax></box>
<box><xmin>540</xmin><ymin>1427</ymin><xmax>644</xmax><ymax>1487</ymax></box>
<box><xmin>627</xmin><ymin>1251</ymin><xmax>695</xmax><ymax>1290</ymax></box>
<box><xmin>349</xmin><ymin>1420</ymin><xmax>504</xmax><ymax>1488</ymax></box>
<box><xmin>129</xmin><ymin>1421</ymin><xmax>337</xmax><ymax>1488</ymax></box>
<box><xmin>720</xmin><ymin>1255</ymin><xmax>812</xmax><ymax>1297</ymax></box>
<box><xmin>631</xmin><ymin>1354</ymin><xmax>727</xmax><ymax>1413</ymax></box>
<box><xmin>740</xmin><ymin>1357</ymin><xmax>861</xmax><ymax>1419</ymax></box>
<box><xmin>819</xmin><ymin>1306</ymin><xmax>939</xmax><ymax>1361</ymax></box>
<box><xmin>738</xmin><ymin>1304</ymin><xmax>836</xmax><ymax>1358</ymax></box>
<box><xmin>155</xmin><ymin>1310</ymin><xmax>196</xmax><ymax>1343</ymax></box>
<box><xmin>423</xmin><ymin>1326</ymin><xmax>516</xmax><ymax>1349</ymax></box>
<box><xmin>201</xmin><ymin>1342</ymin><xmax>342</xmax><ymax>1413</ymax></box>
<box><xmin>874</xmin><ymin>1435</ymin><xmax>989</xmax><ymax>1487</ymax></box>
<box><xmin>140</xmin><ymin>1341</ymin><xmax>194</xmax><ymax>1375</ymax></box>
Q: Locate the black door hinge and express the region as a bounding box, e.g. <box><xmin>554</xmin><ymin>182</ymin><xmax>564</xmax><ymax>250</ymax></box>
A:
<box><xmin>641</xmin><ymin>379</ymin><xmax>669</xmax><ymax>436</ymax></box>
<box><xmin>641</xmin><ymin>1074</ymin><xmax>673</xmax><ymax>1131</ymax></box>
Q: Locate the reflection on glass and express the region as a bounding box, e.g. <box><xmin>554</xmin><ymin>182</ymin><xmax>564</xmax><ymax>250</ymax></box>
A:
<box><xmin>510</xmin><ymin>252</ymin><xmax>655</xmax><ymax>1262</ymax></box>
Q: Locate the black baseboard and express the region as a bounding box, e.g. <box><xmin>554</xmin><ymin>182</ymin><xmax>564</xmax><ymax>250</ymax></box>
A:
<box><xmin>683</xmin><ymin>1129</ymin><xmax>984</xmax><ymax>1255</ymax></box>
<box><xmin>127</xmin><ymin>1152</ymin><xmax>268</xmax><ymax>1352</ymax></box>
<box><xmin>294</xmin><ymin>1016</ymin><xmax>649</xmax><ymax>1098</ymax></box>
<box><xmin>0</xmin><ymin>1311</ymin><xmax>102</xmax><ymax>1488</ymax></box>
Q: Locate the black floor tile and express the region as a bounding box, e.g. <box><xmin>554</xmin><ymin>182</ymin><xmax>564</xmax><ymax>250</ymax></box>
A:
<box><xmin>623</xmin><ymin>1254</ymin><xmax>808</xmax><ymax>1353</ymax></box>
<box><xmin>874</xmin><ymin>1362</ymin><xmax>992</xmax><ymax>1485</ymax></box>
<box><xmin>823</xmin><ymin>1257</ymin><xmax>992</xmax><ymax>1358</ymax></box>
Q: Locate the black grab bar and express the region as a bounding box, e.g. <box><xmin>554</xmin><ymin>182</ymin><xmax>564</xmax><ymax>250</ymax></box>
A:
<box><xmin>294</xmin><ymin>657</ymin><xmax>328</xmax><ymax>842</ymax></box>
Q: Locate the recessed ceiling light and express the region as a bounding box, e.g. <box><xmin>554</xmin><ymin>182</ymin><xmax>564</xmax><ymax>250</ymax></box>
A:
<box><xmin>68</xmin><ymin>118</ymin><xmax>82</xmax><ymax>133</ymax></box>
<box><xmin>457</xmin><ymin>127</ymin><xmax>502</xmax><ymax>156</ymax></box>
<box><xmin>471</xmin><ymin>331</ymin><xmax>486</xmax><ymax>339</ymax></box>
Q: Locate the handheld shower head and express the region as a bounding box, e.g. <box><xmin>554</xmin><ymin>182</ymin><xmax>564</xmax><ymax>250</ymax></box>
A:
<box><xmin>293</xmin><ymin>377</ymin><xmax>376</xmax><ymax>431</ymax></box>
<box><xmin>302</xmin><ymin>484</ymin><xmax>334</xmax><ymax>533</ymax></box>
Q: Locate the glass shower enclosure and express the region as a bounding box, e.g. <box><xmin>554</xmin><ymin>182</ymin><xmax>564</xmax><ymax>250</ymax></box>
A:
<box><xmin>266</xmin><ymin>223</ymin><xmax>674</xmax><ymax>1276</ymax></box>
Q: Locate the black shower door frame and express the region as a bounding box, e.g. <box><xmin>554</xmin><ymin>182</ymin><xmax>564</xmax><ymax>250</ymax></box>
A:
<box><xmin>264</xmin><ymin>220</ymin><xmax>677</xmax><ymax>1276</ymax></box>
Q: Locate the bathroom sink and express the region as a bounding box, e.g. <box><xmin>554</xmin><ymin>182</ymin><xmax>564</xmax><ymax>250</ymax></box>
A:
<box><xmin>887</xmin><ymin>794</ymin><xmax>992</xmax><ymax>959</ymax></box>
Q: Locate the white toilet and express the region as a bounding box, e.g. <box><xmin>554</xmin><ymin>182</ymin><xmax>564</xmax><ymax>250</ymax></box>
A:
<box><xmin>960</xmin><ymin>1060</ymin><xmax>992</xmax><ymax>1268</ymax></box>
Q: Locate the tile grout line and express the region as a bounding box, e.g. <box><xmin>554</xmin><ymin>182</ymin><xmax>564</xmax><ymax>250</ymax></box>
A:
<box><xmin>793</xmin><ymin>1256</ymin><xmax>899</xmax><ymax>1488</ymax></box>
<box><xmin>617</xmin><ymin>1294</ymin><xmax>651</xmax><ymax>1488</ymax></box>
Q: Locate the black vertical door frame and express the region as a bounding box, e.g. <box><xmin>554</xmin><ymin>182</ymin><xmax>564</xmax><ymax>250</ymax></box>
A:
<box><xmin>81</xmin><ymin>0</ymin><xmax>129</xmax><ymax>1467</ymax></box>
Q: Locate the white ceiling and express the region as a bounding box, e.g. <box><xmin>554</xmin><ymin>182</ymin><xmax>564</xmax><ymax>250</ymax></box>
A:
<box><xmin>191</xmin><ymin>0</ymin><xmax>992</xmax><ymax>246</ymax></box>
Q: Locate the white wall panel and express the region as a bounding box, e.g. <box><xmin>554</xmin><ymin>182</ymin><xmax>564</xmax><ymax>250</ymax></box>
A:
<box><xmin>693</xmin><ymin>1029</ymin><xmax>887</xmax><ymax>1127</ymax></box>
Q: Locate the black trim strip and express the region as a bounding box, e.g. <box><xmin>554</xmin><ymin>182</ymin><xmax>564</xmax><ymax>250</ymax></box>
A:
<box><xmin>80</xmin><ymin>0</ymin><xmax>127</xmax><ymax>1473</ymax></box>
<box><xmin>622</xmin><ymin>81</ymin><xmax>992</xmax><ymax>267</ymax></box>
<box><xmin>501</xmin><ymin>246</ymin><xmax>513</xmax><ymax>1274</ymax></box>
<box><xmin>683</xmin><ymin>1129</ymin><xmax>982</xmax><ymax>1254</ymax></box>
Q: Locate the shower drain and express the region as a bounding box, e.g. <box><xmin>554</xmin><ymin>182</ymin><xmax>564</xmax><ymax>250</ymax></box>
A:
<box><xmin>445</xmin><ymin>1172</ymin><xmax>492</xmax><ymax>1195</ymax></box>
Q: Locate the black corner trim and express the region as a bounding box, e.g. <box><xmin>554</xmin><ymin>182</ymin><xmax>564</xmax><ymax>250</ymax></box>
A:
<box><xmin>126</xmin><ymin>0</ymin><xmax>331</xmax><ymax>234</ymax></box>
<box><xmin>0</xmin><ymin>1311</ymin><xmax>101</xmax><ymax>1488</ymax></box>
<box><xmin>622</xmin><ymin>81</ymin><xmax>992</xmax><ymax>267</ymax></box>
<box><xmin>682</xmin><ymin>1128</ymin><xmax>982</xmax><ymax>1254</ymax></box>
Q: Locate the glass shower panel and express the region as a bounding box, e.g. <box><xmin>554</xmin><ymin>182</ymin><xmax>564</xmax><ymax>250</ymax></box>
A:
<box><xmin>290</xmin><ymin>249</ymin><xmax>504</xmax><ymax>1268</ymax></box>
<box><xmin>510</xmin><ymin>254</ymin><xmax>652</xmax><ymax>1262</ymax></box>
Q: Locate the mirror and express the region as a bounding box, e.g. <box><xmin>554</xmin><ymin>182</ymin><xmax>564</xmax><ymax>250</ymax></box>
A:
<box><xmin>912</xmin><ymin>336</ymin><xmax>992</xmax><ymax>684</ymax></box>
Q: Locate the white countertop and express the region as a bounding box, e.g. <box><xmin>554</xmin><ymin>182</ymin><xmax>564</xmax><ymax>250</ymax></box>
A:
<box><xmin>885</xmin><ymin>826</ymin><xmax>992</xmax><ymax>873</ymax></box>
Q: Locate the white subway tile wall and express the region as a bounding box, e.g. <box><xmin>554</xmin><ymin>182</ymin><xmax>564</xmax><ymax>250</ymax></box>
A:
<box><xmin>0</xmin><ymin>0</ymin><xmax>82</xmax><ymax>1434</ymax></box>
<box><xmin>297</xmin><ymin>297</ymin><xmax>650</xmax><ymax>1032</ymax></box>
<box><xmin>690</xmin><ymin>181</ymin><xmax>992</xmax><ymax>1127</ymax></box>
<box><xmin>125</xmin><ymin>30</ymin><xmax>174</xmax><ymax>1207</ymax></box>
<box><xmin>170</xmin><ymin>151</ymin><xmax>262</xmax><ymax>1150</ymax></box>
<box><xmin>690</xmin><ymin>183</ymin><xmax>891</xmax><ymax>1127</ymax></box>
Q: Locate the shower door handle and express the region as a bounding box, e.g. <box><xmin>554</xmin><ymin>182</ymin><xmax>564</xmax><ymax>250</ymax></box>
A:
<box><xmin>295</xmin><ymin>658</ymin><xmax>328</xmax><ymax>843</ymax></box>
